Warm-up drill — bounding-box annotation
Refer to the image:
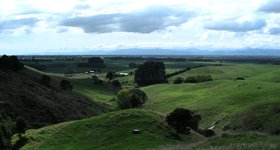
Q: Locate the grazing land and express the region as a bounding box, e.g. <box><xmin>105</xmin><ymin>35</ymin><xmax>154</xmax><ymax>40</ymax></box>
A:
<box><xmin>1</xmin><ymin>55</ymin><xmax>280</xmax><ymax>150</ymax></box>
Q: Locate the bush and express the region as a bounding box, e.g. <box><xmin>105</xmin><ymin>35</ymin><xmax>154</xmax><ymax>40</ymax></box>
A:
<box><xmin>0</xmin><ymin>55</ymin><xmax>24</xmax><ymax>71</ymax></box>
<box><xmin>173</xmin><ymin>77</ymin><xmax>184</xmax><ymax>84</ymax></box>
<box><xmin>60</xmin><ymin>79</ymin><xmax>73</xmax><ymax>91</ymax></box>
<box><xmin>116</xmin><ymin>88</ymin><xmax>148</xmax><ymax>109</ymax></box>
<box><xmin>235</xmin><ymin>76</ymin><xmax>245</xmax><ymax>80</ymax></box>
<box><xmin>166</xmin><ymin>68</ymin><xmax>191</xmax><ymax>79</ymax></box>
<box><xmin>166</xmin><ymin>108</ymin><xmax>200</xmax><ymax>134</ymax></box>
<box><xmin>184</xmin><ymin>75</ymin><xmax>213</xmax><ymax>83</ymax></box>
<box><xmin>202</xmin><ymin>129</ymin><xmax>216</xmax><ymax>137</ymax></box>
<box><xmin>112</xmin><ymin>80</ymin><xmax>121</xmax><ymax>87</ymax></box>
<box><xmin>40</xmin><ymin>75</ymin><xmax>51</xmax><ymax>87</ymax></box>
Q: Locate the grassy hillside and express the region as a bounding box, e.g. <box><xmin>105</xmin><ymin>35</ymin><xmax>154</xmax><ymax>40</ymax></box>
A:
<box><xmin>0</xmin><ymin>67</ymin><xmax>109</xmax><ymax>128</ymax></box>
<box><xmin>154</xmin><ymin>132</ymin><xmax>280</xmax><ymax>150</ymax></box>
<box><xmin>168</xmin><ymin>64</ymin><xmax>280</xmax><ymax>82</ymax></box>
<box><xmin>142</xmin><ymin>64</ymin><xmax>280</xmax><ymax>134</ymax></box>
<box><xmin>20</xmin><ymin>109</ymin><xmax>203</xmax><ymax>150</ymax></box>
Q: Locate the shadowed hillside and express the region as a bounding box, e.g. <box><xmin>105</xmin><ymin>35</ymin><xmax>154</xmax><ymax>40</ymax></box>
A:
<box><xmin>0</xmin><ymin>56</ymin><xmax>109</xmax><ymax>128</ymax></box>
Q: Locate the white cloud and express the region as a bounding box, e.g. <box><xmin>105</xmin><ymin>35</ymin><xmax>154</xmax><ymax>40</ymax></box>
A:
<box><xmin>1</xmin><ymin>0</ymin><xmax>280</xmax><ymax>54</ymax></box>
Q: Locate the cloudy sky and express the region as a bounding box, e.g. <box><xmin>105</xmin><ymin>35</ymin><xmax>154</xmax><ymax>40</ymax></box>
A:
<box><xmin>1</xmin><ymin>0</ymin><xmax>280</xmax><ymax>54</ymax></box>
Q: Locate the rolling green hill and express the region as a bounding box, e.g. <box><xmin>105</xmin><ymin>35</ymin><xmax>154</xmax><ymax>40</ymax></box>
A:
<box><xmin>142</xmin><ymin>64</ymin><xmax>280</xmax><ymax>134</ymax></box>
<box><xmin>12</xmin><ymin>63</ymin><xmax>280</xmax><ymax>150</ymax></box>
<box><xmin>19</xmin><ymin>109</ymin><xmax>203</xmax><ymax>150</ymax></box>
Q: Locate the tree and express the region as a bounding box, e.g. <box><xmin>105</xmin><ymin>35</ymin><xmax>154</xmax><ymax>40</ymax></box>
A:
<box><xmin>88</xmin><ymin>57</ymin><xmax>105</xmax><ymax>68</ymax></box>
<box><xmin>14</xmin><ymin>117</ymin><xmax>27</xmax><ymax>134</ymax></box>
<box><xmin>184</xmin><ymin>75</ymin><xmax>213</xmax><ymax>83</ymax></box>
<box><xmin>106</xmin><ymin>72</ymin><xmax>114</xmax><ymax>81</ymax></box>
<box><xmin>40</xmin><ymin>75</ymin><xmax>51</xmax><ymax>87</ymax></box>
<box><xmin>173</xmin><ymin>77</ymin><xmax>184</xmax><ymax>84</ymax></box>
<box><xmin>166</xmin><ymin>108</ymin><xmax>200</xmax><ymax>134</ymax></box>
<box><xmin>60</xmin><ymin>79</ymin><xmax>73</xmax><ymax>91</ymax></box>
<box><xmin>134</xmin><ymin>62</ymin><xmax>167</xmax><ymax>86</ymax></box>
<box><xmin>116</xmin><ymin>88</ymin><xmax>148</xmax><ymax>109</ymax></box>
<box><xmin>0</xmin><ymin>55</ymin><xmax>24</xmax><ymax>71</ymax></box>
<box><xmin>116</xmin><ymin>89</ymin><xmax>131</xmax><ymax>109</ymax></box>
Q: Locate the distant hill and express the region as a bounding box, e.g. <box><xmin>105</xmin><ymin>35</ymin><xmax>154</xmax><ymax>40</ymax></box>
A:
<box><xmin>30</xmin><ymin>48</ymin><xmax>280</xmax><ymax>56</ymax></box>
<box><xmin>0</xmin><ymin>66</ymin><xmax>109</xmax><ymax>128</ymax></box>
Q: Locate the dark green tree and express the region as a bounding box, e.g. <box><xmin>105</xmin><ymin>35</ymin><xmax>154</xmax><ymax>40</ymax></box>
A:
<box><xmin>134</xmin><ymin>62</ymin><xmax>167</xmax><ymax>86</ymax></box>
<box><xmin>0</xmin><ymin>55</ymin><xmax>24</xmax><ymax>71</ymax></box>
<box><xmin>166</xmin><ymin>108</ymin><xmax>200</xmax><ymax>134</ymax></box>
<box><xmin>116</xmin><ymin>88</ymin><xmax>148</xmax><ymax>109</ymax></box>
<box><xmin>173</xmin><ymin>77</ymin><xmax>184</xmax><ymax>84</ymax></box>
<box><xmin>88</xmin><ymin>57</ymin><xmax>105</xmax><ymax>68</ymax></box>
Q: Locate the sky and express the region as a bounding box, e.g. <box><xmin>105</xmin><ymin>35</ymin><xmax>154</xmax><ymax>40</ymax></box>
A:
<box><xmin>0</xmin><ymin>0</ymin><xmax>280</xmax><ymax>54</ymax></box>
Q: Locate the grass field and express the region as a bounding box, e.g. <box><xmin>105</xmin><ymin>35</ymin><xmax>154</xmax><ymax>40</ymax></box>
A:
<box><xmin>18</xmin><ymin>60</ymin><xmax>280</xmax><ymax>150</ymax></box>
<box><xmin>19</xmin><ymin>109</ymin><xmax>203</xmax><ymax>150</ymax></box>
<box><xmin>142</xmin><ymin>64</ymin><xmax>280</xmax><ymax>133</ymax></box>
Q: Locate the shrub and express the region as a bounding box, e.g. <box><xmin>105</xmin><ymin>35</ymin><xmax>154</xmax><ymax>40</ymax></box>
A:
<box><xmin>173</xmin><ymin>77</ymin><xmax>184</xmax><ymax>84</ymax></box>
<box><xmin>200</xmin><ymin>129</ymin><xmax>216</xmax><ymax>137</ymax></box>
<box><xmin>0</xmin><ymin>55</ymin><xmax>24</xmax><ymax>71</ymax></box>
<box><xmin>184</xmin><ymin>75</ymin><xmax>213</xmax><ymax>83</ymax></box>
<box><xmin>166</xmin><ymin>68</ymin><xmax>191</xmax><ymax>79</ymax></box>
<box><xmin>116</xmin><ymin>88</ymin><xmax>148</xmax><ymax>109</ymax></box>
<box><xmin>60</xmin><ymin>79</ymin><xmax>73</xmax><ymax>91</ymax></box>
<box><xmin>40</xmin><ymin>75</ymin><xmax>51</xmax><ymax>87</ymax></box>
<box><xmin>166</xmin><ymin>108</ymin><xmax>200</xmax><ymax>134</ymax></box>
<box><xmin>116</xmin><ymin>89</ymin><xmax>131</xmax><ymax>109</ymax></box>
<box><xmin>235</xmin><ymin>76</ymin><xmax>245</xmax><ymax>80</ymax></box>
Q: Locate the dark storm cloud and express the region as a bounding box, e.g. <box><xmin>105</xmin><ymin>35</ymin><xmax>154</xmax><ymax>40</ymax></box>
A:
<box><xmin>258</xmin><ymin>0</ymin><xmax>280</xmax><ymax>13</ymax></box>
<box><xmin>0</xmin><ymin>18</ymin><xmax>39</xmax><ymax>31</ymax></box>
<box><xmin>60</xmin><ymin>6</ymin><xmax>194</xmax><ymax>33</ymax></box>
<box><xmin>204</xmin><ymin>18</ymin><xmax>266</xmax><ymax>32</ymax></box>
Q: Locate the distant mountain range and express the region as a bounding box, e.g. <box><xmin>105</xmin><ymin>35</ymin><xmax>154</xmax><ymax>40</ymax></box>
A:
<box><xmin>31</xmin><ymin>48</ymin><xmax>280</xmax><ymax>56</ymax></box>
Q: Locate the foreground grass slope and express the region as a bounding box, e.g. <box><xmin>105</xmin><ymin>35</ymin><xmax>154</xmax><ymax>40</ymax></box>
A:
<box><xmin>20</xmin><ymin>109</ymin><xmax>203</xmax><ymax>150</ymax></box>
<box><xmin>143</xmin><ymin>64</ymin><xmax>280</xmax><ymax>134</ymax></box>
<box><xmin>155</xmin><ymin>132</ymin><xmax>280</xmax><ymax>150</ymax></box>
